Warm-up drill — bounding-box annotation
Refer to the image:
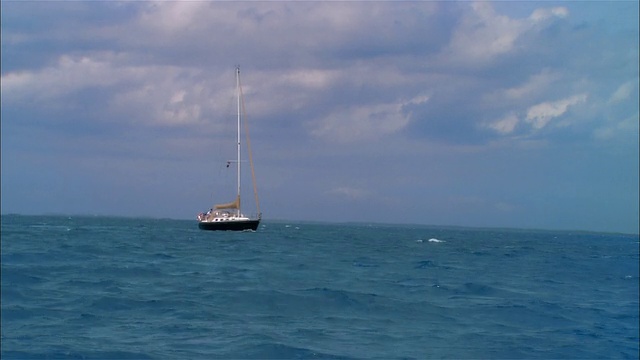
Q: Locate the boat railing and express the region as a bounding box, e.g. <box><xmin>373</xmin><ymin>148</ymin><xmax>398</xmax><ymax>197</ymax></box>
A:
<box><xmin>246</xmin><ymin>212</ymin><xmax>262</xmax><ymax>220</ymax></box>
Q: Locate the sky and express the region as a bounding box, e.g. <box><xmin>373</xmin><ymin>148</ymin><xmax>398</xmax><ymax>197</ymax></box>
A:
<box><xmin>1</xmin><ymin>1</ymin><xmax>638</xmax><ymax>234</ymax></box>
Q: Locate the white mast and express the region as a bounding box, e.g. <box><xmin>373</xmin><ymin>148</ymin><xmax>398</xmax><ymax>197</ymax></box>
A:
<box><xmin>236</xmin><ymin>66</ymin><xmax>242</xmax><ymax>216</ymax></box>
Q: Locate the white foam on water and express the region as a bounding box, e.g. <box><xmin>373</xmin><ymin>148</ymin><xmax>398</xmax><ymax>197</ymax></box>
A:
<box><xmin>428</xmin><ymin>238</ymin><xmax>445</xmax><ymax>243</ymax></box>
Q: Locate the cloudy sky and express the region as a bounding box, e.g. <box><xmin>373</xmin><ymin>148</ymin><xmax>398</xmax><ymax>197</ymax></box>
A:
<box><xmin>2</xmin><ymin>1</ymin><xmax>638</xmax><ymax>234</ymax></box>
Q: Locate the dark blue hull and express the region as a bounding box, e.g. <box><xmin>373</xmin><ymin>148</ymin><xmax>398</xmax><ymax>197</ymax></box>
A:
<box><xmin>198</xmin><ymin>219</ymin><xmax>260</xmax><ymax>231</ymax></box>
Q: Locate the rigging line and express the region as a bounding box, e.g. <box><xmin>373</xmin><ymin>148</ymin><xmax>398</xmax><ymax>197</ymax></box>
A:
<box><xmin>239</xmin><ymin>76</ymin><xmax>261</xmax><ymax>216</ymax></box>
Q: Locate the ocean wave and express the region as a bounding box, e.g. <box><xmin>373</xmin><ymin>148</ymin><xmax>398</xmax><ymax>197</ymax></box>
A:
<box><xmin>1</xmin><ymin>350</ymin><xmax>153</xmax><ymax>359</ymax></box>
<box><xmin>230</xmin><ymin>342</ymin><xmax>356</xmax><ymax>359</ymax></box>
<box><xmin>2</xmin><ymin>267</ymin><xmax>46</xmax><ymax>285</ymax></box>
<box><xmin>3</xmin><ymin>216</ymin><xmax>638</xmax><ymax>360</ymax></box>
<box><xmin>416</xmin><ymin>238</ymin><xmax>446</xmax><ymax>243</ymax></box>
<box><xmin>414</xmin><ymin>259</ymin><xmax>438</xmax><ymax>268</ymax></box>
<box><xmin>301</xmin><ymin>287</ymin><xmax>379</xmax><ymax>307</ymax></box>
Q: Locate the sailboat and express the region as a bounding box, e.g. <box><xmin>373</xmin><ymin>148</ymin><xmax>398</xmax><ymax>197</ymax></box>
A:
<box><xmin>198</xmin><ymin>67</ymin><xmax>261</xmax><ymax>231</ymax></box>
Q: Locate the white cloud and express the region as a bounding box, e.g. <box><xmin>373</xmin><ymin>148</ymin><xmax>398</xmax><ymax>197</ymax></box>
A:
<box><xmin>608</xmin><ymin>81</ymin><xmax>636</xmax><ymax>104</ymax></box>
<box><xmin>112</xmin><ymin>75</ymin><xmax>221</xmax><ymax>127</ymax></box>
<box><xmin>280</xmin><ymin>69</ymin><xmax>339</xmax><ymax>90</ymax></box>
<box><xmin>593</xmin><ymin>112</ymin><xmax>640</xmax><ymax>141</ymax></box>
<box><xmin>530</xmin><ymin>7</ymin><xmax>569</xmax><ymax>22</ymax></box>
<box><xmin>0</xmin><ymin>53</ymin><xmax>223</xmax><ymax>127</ymax></box>
<box><xmin>311</xmin><ymin>103</ymin><xmax>408</xmax><ymax>142</ymax></box>
<box><xmin>1</xmin><ymin>54</ymin><xmax>124</xmax><ymax>103</ymax></box>
<box><xmin>443</xmin><ymin>2</ymin><xmax>523</xmax><ymax>64</ymax></box>
<box><xmin>408</xmin><ymin>94</ymin><xmax>430</xmax><ymax>106</ymax></box>
<box><xmin>525</xmin><ymin>94</ymin><xmax>587</xmax><ymax>129</ymax></box>
<box><xmin>487</xmin><ymin>113</ymin><xmax>519</xmax><ymax>134</ymax></box>
<box><xmin>440</xmin><ymin>2</ymin><xmax>569</xmax><ymax>67</ymax></box>
<box><xmin>124</xmin><ymin>1</ymin><xmax>436</xmax><ymax>62</ymax></box>
<box><xmin>136</xmin><ymin>1</ymin><xmax>211</xmax><ymax>35</ymax></box>
<box><xmin>0</xmin><ymin>71</ymin><xmax>36</xmax><ymax>103</ymax></box>
<box><xmin>504</xmin><ymin>69</ymin><xmax>559</xmax><ymax>100</ymax></box>
<box><xmin>311</xmin><ymin>94</ymin><xmax>428</xmax><ymax>142</ymax></box>
<box><xmin>161</xmin><ymin>90</ymin><xmax>202</xmax><ymax>126</ymax></box>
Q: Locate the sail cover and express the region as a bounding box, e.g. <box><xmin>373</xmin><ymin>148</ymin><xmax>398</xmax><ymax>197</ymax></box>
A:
<box><xmin>214</xmin><ymin>195</ymin><xmax>240</xmax><ymax>210</ymax></box>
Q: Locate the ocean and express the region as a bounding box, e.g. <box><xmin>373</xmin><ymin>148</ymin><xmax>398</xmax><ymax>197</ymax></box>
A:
<box><xmin>1</xmin><ymin>215</ymin><xmax>638</xmax><ymax>359</ymax></box>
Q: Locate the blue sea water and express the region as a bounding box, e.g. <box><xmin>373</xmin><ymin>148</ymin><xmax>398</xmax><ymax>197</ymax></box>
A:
<box><xmin>1</xmin><ymin>215</ymin><xmax>638</xmax><ymax>359</ymax></box>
